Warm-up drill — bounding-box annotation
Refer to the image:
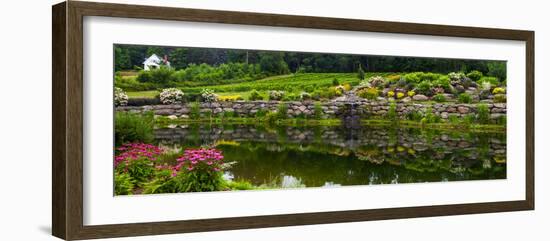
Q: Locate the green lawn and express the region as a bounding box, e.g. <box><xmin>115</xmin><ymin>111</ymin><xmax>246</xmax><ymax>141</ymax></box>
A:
<box><xmin>126</xmin><ymin>90</ymin><xmax>158</xmax><ymax>98</ymax></box>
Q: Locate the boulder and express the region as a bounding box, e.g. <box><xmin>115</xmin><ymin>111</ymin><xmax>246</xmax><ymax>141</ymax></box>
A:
<box><xmin>412</xmin><ymin>94</ymin><xmax>429</xmax><ymax>101</ymax></box>
<box><xmin>457</xmin><ymin>106</ymin><xmax>470</xmax><ymax>114</ymax></box>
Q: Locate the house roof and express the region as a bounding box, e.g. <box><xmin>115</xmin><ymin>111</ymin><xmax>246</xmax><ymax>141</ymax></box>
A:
<box><xmin>143</xmin><ymin>54</ymin><xmax>162</xmax><ymax>65</ymax></box>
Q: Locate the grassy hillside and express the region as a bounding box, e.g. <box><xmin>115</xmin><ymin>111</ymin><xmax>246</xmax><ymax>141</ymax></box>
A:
<box><xmin>125</xmin><ymin>72</ymin><xmax>393</xmax><ymax>99</ymax></box>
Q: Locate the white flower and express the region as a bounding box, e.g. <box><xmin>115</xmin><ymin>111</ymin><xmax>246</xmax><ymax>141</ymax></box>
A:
<box><xmin>114</xmin><ymin>87</ymin><xmax>128</xmax><ymax>106</ymax></box>
<box><xmin>160</xmin><ymin>88</ymin><xmax>184</xmax><ymax>104</ymax></box>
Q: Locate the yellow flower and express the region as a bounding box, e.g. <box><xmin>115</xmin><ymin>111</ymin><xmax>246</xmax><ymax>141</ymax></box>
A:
<box><xmin>387</xmin><ymin>91</ymin><xmax>395</xmax><ymax>97</ymax></box>
<box><xmin>407</xmin><ymin>91</ymin><xmax>415</xmax><ymax>97</ymax></box>
<box><xmin>396</xmin><ymin>92</ymin><xmax>405</xmax><ymax>99</ymax></box>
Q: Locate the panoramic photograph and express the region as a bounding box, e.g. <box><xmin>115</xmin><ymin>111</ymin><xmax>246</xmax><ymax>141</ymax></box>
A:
<box><xmin>113</xmin><ymin>44</ymin><xmax>507</xmax><ymax>195</ymax></box>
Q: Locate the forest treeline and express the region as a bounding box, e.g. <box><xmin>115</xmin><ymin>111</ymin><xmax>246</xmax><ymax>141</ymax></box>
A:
<box><xmin>115</xmin><ymin>45</ymin><xmax>506</xmax><ymax>80</ymax></box>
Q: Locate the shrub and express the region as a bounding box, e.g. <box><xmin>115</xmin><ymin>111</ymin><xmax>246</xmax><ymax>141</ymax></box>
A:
<box><xmin>396</xmin><ymin>92</ymin><xmax>405</xmax><ymax>99</ymax></box>
<box><xmin>432</xmin><ymin>94</ymin><xmax>446</xmax><ymax>102</ymax></box>
<box><xmin>492</xmin><ymin>87</ymin><xmax>506</xmax><ymax>95</ymax></box>
<box><xmin>407</xmin><ymin>90</ymin><xmax>415</xmax><ymax>97</ymax></box>
<box><xmin>172</xmin><ymin>148</ymin><xmax>226</xmax><ymax>192</ymax></box>
<box><xmin>477</xmin><ymin>76</ymin><xmax>499</xmax><ymax>87</ymax></box>
<box><xmin>481</xmin><ymin>81</ymin><xmax>492</xmax><ymax>91</ymax></box>
<box><xmin>114</xmin><ymin>112</ymin><xmax>154</xmax><ymax>146</ymax></box>
<box><xmin>159</xmin><ymin>88</ymin><xmax>184</xmax><ymax>104</ymax></box>
<box><xmin>423</xmin><ymin>107</ymin><xmax>441</xmax><ymax>123</ymax></box>
<box><xmin>493</xmin><ymin>94</ymin><xmax>507</xmax><ymax>103</ymax></box>
<box><xmin>357</xmin><ymin>87</ymin><xmax>379</xmax><ymax>100</ymax></box>
<box><xmin>458</xmin><ymin>93</ymin><xmax>472</xmax><ymax>103</ymax></box>
<box><xmin>343</xmin><ymin>83</ymin><xmax>352</xmax><ymax>91</ymax></box>
<box><xmin>335</xmin><ymin>85</ymin><xmax>346</xmax><ymax>94</ymax></box>
<box><xmin>248</xmin><ymin>89</ymin><xmax>263</xmax><ymax>101</ymax></box>
<box><xmin>387</xmin><ymin>91</ymin><xmax>395</xmax><ymax>98</ymax></box>
<box><xmin>415</xmin><ymin>82</ymin><xmax>433</xmax><ymax>96</ymax></box>
<box><xmin>448</xmin><ymin>72</ymin><xmax>466</xmax><ymax>81</ymax></box>
<box><xmin>368</xmin><ymin>76</ymin><xmax>385</xmax><ymax>88</ymax></box>
<box><xmin>467</xmin><ymin>70</ymin><xmax>483</xmax><ymax>81</ymax></box>
<box><xmin>432</xmin><ymin>76</ymin><xmax>451</xmax><ymax>91</ymax></box>
<box><xmin>114</xmin><ymin>173</ymin><xmax>134</xmax><ymax>195</ymax></box>
<box><xmin>114</xmin><ymin>143</ymin><xmax>163</xmax><ymax>186</ymax></box>
<box><xmin>477</xmin><ymin>104</ymin><xmax>490</xmax><ymax>124</ymax></box>
<box><xmin>201</xmin><ymin>88</ymin><xmax>219</xmax><ymax>102</ymax></box>
<box><xmin>299</xmin><ymin>92</ymin><xmax>312</xmax><ymax>100</ymax></box>
<box><xmin>114</xmin><ymin>87</ymin><xmax>129</xmax><ymax>106</ymax></box>
<box><xmin>136</xmin><ymin>66</ymin><xmax>174</xmax><ymax>84</ymax></box>
<box><xmin>332</xmin><ymin>78</ymin><xmax>340</xmax><ymax>86</ymax></box>
<box><xmin>268</xmin><ymin>90</ymin><xmax>285</xmax><ymax>101</ymax></box>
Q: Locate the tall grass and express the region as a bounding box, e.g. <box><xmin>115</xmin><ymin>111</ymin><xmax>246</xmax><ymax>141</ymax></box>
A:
<box><xmin>114</xmin><ymin>111</ymin><xmax>154</xmax><ymax>146</ymax></box>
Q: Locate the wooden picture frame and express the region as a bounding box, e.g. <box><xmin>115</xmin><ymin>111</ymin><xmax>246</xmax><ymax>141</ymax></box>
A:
<box><xmin>52</xmin><ymin>1</ymin><xmax>534</xmax><ymax>240</ymax></box>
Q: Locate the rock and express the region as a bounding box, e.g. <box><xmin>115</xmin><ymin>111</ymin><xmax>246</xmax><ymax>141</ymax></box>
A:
<box><xmin>454</xmin><ymin>85</ymin><xmax>465</xmax><ymax>93</ymax></box>
<box><xmin>412</xmin><ymin>94</ymin><xmax>429</xmax><ymax>101</ymax></box>
<box><xmin>167</xmin><ymin>115</ymin><xmax>178</xmax><ymax>120</ymax></box>
<box><xmin>179</xmin><ymin>114</ymin><xmax>189</xmax><ymax>119</ymax></box>
<box><xmin>154</xmin><ymin>109</ymin><xmax>173</xmax><ymax>115</ymax></box>
<box><xmin>441</xmin><ymin>112</ymin><xmax>449</xmax><ymax>119</ymax></box>
<box><xmin>401</xmin><ymin>97</ymin><xmax>412</xmax><ymax>102</ymax></box>
<box><xmin>457</xmin><ymin>106</ymin><xmax>470</xmax><ymax>114</ymax></box>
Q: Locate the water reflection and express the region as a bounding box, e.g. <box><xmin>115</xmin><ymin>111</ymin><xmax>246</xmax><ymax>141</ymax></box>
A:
<box><xmin>154</xmin><ymin>124</ymin><xmax>506</xmax><ymax>188</ymax></box>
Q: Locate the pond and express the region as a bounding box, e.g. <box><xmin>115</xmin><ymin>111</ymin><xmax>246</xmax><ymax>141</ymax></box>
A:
<box><xmin>154</xmin><ymin>123</ymin><xmax>506</xmax><ymax>188</ymax></box>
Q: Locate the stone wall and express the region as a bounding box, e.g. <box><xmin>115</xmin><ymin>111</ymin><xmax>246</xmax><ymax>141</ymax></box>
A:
<box><xmin>116</xmin><ymin>100</ymin><xmax>506</xmax><ymax>120</ymax></box>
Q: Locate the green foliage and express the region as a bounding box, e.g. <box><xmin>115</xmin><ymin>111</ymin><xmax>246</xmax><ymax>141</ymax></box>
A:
<box><xmin>387</xmin><ymin>101</ymin><xmax>397</xmax><ymax>121</ymax></box>
<box><xmin>487</xmin><ymin>61</ymin><xmax>507</xmax><ymax>81</ymax></box>
<box><xmin>467</xmin><ymin>70</ymin><xmax>483</xmax><ymax>81</ymax></box>
<box><xmin>248</xmin><ymin>89</ymin><xmax>264</xmax><ymax>101</ymax></box>
<box><xmin>432</xmin><ymin>76</ymin><xmax>451</xmax><ymax>91</ymax></box>
<box><xmin>259</xmin><ymin>51</ymin><xmax>290</xmax><ymax>75</ymax></box>
<box><xmin>314</xmin><ymin>102</ymin><xmax>323</xmax><ymax>119</ymax></box>
<box><xmin>114</xmin><ymin>112</ymin><xmax>154</xmax><ymax>146</ymax></box>
<box><xmin>477</xmin><ymin>76</ymin><xmax>499</xmax><ymax>87</ymax></box>
<box><xmin>176</xmin><ymin>168</ymin><xmax>226</xmax><ymax>192</ymax></box>
<box><xmin>458</xmin><ymin>93</ymin><xmax>472</xmax><ymax>103</ymax></box>
<box><xmin>276</xmin><ymin>103</ymin><xmax>288</xmax><ymax>119</ymax></box>
<box><xmin>268</xmin><ymin>90</ymin><xmax>285</xmax><ymax>101</ymax></box>
<box><xmin>225</xmin><ymin>180</ymin><xmax>256</xmax><ymax>190</ymax></box>
<box><xmin>115</xmin><ymin>158</ymin><xmax>156</xmax><ymax>187</ymax></box>
<box><xmin>332</xmin><ymin>78</ymin><xmax>340</xmax><ymax>86</ymax></box>
<box><xmin>171</xmin><ymin>62</ymin><xmax>264</xmax><ymax>85</ymax></box>
<box><xmin>407</xmin><ymin>110</ymin><xmax>423</xmax><ymax>121</ymax></box>
<box><xmin>432</xmin><ymin>94</ymin><xmax>446</xmax><ymax>102</ymax></box>
<box><xmin>423</xmin><ymin>107</ymin><xmax>441</xmax><ymax>124</ymax></box>
<box><xmin>477</xmin><ymin>104</ymin><xmax>490</xmax><ymax>124</ymax></box>
<box><xmin>136</xmin><ymin>66</ymin><xmax>174</xmax><ymax>84</ymax></box>
<box><xmin>493</xmin><ymin>94</ymin><xmax>507</xmax><ymax>103</ymax></box>
<box><xmin>114</xmin><ymin>173</ymin><xmax>134</xmax><ymax>195</ymax></box>
<box><xmin>415</xmin><ymin>81</ymin><xmax>433</xmax><ymax>96</ymax></box>
<box><xmin>189</xmin><ymin>102</ymin><xmax>200</xmax><ymax>119</ymax></box>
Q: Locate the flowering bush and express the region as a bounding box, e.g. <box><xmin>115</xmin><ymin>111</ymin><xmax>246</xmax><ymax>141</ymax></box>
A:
<box><xmin>114</xmin><ymin>87</ymin><xmax>128</xmax><ymax>106</ymax></box>
<box><xmin>357</xmin><ymin>87</ymin><xmax>379</xmax><ymax>100</ymax></box>
<box><xmin>407</xmin><ymin>90</ymin><xmax>416</xmax><ymax>97</ymax></box>
<box><xmin>171</xmin><ymin>148</ymin><xmax>226</xmax><ymax>192</ymax></box>
<box><xmin>387</xmin><ymin>91</ymin><xmax>395</xmax><ymax>98</ymax></box>
<box><xmin>368</xmin><ymin>76</ymin><xmax>385</xmax><ymax>88</ymax></box>
<box><xmin>268</xmin><ymin>90</ymin><xmax>285</xmax><ymax>101</ymax></box>
<box><xmin>159</xmin><ymin>88</ymin><xmax>184</xmax><ymax>104</ymax></box>
<box><xmin>115</xmin><ymin>143</ymin><xmax>163</xmax><ymax>185</ymax></box>
<box><xmin>201</xmin><ymin>88</ymin><xmax>219</xmax><ymax>102</ymax></box>
<box><xmin>396</xmin><ymin>92</ymin><xmax>405</xmax><ymax>99</ymax></box>
<box><xmin>492</xmin><ymin>87</ymin><xmax>506</xmax><ymax>94</ymax></box>
<box><xmin>448</xmin><ymin>72</ymin><xmax>466</xmax><ymax>81</ymax></box>
<box><xmin>335</xmin><ymin>85</ymin><xmax>346</xmax><ymax>94</ymax></box>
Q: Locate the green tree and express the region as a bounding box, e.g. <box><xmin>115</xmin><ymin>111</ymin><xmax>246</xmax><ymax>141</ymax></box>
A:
<box><xmin>357</xmin><ymin>64</ymin><xmax>365</xmax><ymax>80</ymax></box>
<box><xmin>114</xmin><ymin>47</ymin><xmax>131</xmax><ymax>71</ymax></box>
<box><xmin>259</xmin><ymin>51</ymin><xmax>289</xmax><ymax>75</ymax></box>
<box><xmin>169</xmin><ymin>48</ymin><xmax>188</xmax><ymax>70</ymax></box>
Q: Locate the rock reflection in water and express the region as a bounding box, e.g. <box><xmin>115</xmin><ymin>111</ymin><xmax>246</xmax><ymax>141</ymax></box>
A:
<box><xmin>154</xmin><ymin>124</ymin><xmax>506</xmax><ymax>188</ymax></box>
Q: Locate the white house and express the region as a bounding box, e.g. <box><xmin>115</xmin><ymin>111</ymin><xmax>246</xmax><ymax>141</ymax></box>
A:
<box><xmin>143</xmin><ymin>54</ymin><xmax>171</xmax><ymax>71</ymax></box>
